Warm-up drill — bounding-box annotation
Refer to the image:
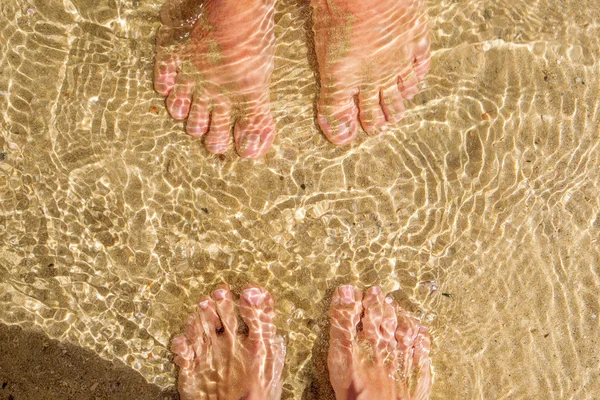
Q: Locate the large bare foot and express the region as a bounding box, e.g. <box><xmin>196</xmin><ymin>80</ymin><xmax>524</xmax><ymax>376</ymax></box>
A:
<box><xmin>171</xmin><ymin>286</ymin><xmax>286</xmax><ymax>400</ymax></box>
<box><xmin>328</xmin><ymin>285</ymin><xmax>433</xmax><ymax>400</ymax></box>
<box><xmin>154</xmin><ymin>0</ymin><xmax>276</xmax><ymax>158</ymax></box>
<box><xmin>311</xmin><ymin>0</ymin><xmax>431</xmax><ymax>145</ymax></box>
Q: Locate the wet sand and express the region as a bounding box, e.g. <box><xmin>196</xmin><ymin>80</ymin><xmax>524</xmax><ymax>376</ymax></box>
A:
<box><xmin>0</xmin><ymin>0</ymin><xmax>599</xmax><ymax>399</ymax></box>
<box><xmin>0</xmin><ymin>322</ymin><xmax>177</xmax><ymax>400</ymax></box>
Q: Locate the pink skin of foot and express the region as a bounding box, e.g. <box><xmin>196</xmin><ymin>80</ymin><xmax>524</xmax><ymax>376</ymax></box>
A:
<box><xmin>154</xmin><ymin>0</ymin><xmax>277</xmax><ymax>158</ymax></box>
<box><xmin>312</xmin><ymin>0</ymin><xmax>431</xmax><ymax>144</ymax></box>
<box><xmin>171</xmin><ymin>286</ymin><xmax>285</xmax><ymax>400</ymax></box>
<box><xmin>328</xmin><ymin>285</ymin><xmax>433</xmax><ymax>400</ymax></box>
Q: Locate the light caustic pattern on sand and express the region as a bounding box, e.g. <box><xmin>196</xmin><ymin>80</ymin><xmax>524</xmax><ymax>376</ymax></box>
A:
<box><xmin>0</xmin><ymin>0</ymin><xmax>599</xmax><ymax>399</ymax></box>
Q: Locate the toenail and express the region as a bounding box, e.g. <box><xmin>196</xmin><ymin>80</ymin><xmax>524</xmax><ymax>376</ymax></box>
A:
<box><xmin>385</xmin><ymin>296</ymin><xmax>393</xmax><ymax>304</ymax></box>
<box><xmin>213</xmin><ymin>289</ymin><xmax>227</xmax><ymax>300</ymax></box>
<box><xmin>336</xmin><ymin>122</ymin><xmax>349</xmax><ymax>138</ymax></box>
<box><xmin>199</xmin><ymin>300</ymin><xmax>209</xmax><ymax>309</ymax></box>
<box><xmin>242</xmin><ymin>287</ymin><xmax>264</xmax><ymax>307</ymax></box>
<box><xmin>339</xmin><ymin>285</ymin><xmax>355</xmax><ymax>304</ymax></box>
<box><xmin>240</xmin><ymin>133</ymin><xmax>261</xmax><ymax>153</ymax></box>
<box><xmin>368</xmin><ymin>286</ymin><xmax>382</xmax><ymax>295</ymax></box>
<box><xmin>318</xmin><ymin>115</ymin><xmax>331</xmax><ymax>130</ymax></box>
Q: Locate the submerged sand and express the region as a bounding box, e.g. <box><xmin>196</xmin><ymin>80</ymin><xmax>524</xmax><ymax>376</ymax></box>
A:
<box><xmin>0</xmin><ymin>0</ymin><xmax>599</xmax><ymax>398</ymax></box>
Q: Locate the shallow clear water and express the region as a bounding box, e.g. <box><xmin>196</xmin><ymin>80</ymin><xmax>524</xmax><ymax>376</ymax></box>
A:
<box><xmin>0</xmin><ymin>0</ymin><xmax>599</xmax><ymax>398</ymax></box>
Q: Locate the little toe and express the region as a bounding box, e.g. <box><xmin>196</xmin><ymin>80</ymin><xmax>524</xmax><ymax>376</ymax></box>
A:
<box><xmin>186</xmin><ymin>95</ymin><xmax>209</xmax><ymax>137</ymax></box>
<box><xmin>234</xmin><ymin>108</ymin><xmax>276</xmax><ymax>159</ymax></box>
<box><xmin>395</xmin><ymin>310</ymin><xmax>421</xmax><ymax>378</ymax></box>
<box><xmin>358</xmin><ymin>91</ymin><xmax>388</xmax><ymax>136</ymax></box>
<box><xmin>411</xmin><ymin>326</ymin><xmax>433</xmax><ymax>400</ymax></box>
<box><xmin>267</xmin><ymin>335</ymin><xmax>286</xmax><ymax>398</ymax></box>
<box><xmin>212</xmin><ymin>286</ymin><xmax>238</xmax><ymax>344</ymax></box>
<box><xmin>412</xmin><ymin>15</ymin><xmax>432</xmax><ymax>81</ymax></box>
<box><xmin>166</xmin><ymin>80</ymin><xmax>194</xmax><ymax>120</ymax></box>
<box><xmin>380</xmin><ymin>85</ymin><xmax>406</xmax><ymax>124</ymax></box>
<box><xmin>154</xmin><ymin>57</ymin><xmax>179</xmax><ymax>96</ymax></box>
<box><xmin>413</xmin><ymin>35</ymin><xmax>431</xmax><ymax>81</ymax></box>
<box><xmin>399</xmin><ymin>68</ymin><xmax>420</xmax><ymax>100</ymax></box>
<box><xmin>205</xmin><ymin>97</ymin><xmax>232</xmax><ymax>154</ymax></box>
<box><xmin>317</xmin><ymin>98</ymin><xmax>359</xmax><ymax>145</ymax></box>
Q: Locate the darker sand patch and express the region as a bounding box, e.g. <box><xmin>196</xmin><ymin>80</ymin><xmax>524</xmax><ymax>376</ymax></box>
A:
<box><xmin>0</xmin><ymin>323</ymin><xmax>178</xmax><ymax>400</ymax></box>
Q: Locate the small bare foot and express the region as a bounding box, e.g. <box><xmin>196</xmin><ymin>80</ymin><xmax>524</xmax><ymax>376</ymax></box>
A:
<box><xmin>154</xmin><ymin>0</ymin><xmax>276</xmax><ymax>158</ymax></box>
<box><xmin>328</xmin><ymin>285</ymin><xmax>433</xmax><ymax>400</ymax></box>
<box><xmin>311</xmin><ymin>0</ymin><xmax>431</xmax><ymax>144</ymax></box>
<box><xmin>171</xmin><ymin>286</ymin><xmax>285</xmax><ymax>400</ymax></box>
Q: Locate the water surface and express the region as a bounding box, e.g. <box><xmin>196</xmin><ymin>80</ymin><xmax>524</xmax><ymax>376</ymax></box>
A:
<box><xmin>0</xmin><ymin>0</ymin><xmax>599</xmax><ymax>398</ymax></box>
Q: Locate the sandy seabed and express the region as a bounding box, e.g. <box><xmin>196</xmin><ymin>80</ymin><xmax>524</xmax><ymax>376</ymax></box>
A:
<box><xmin>0</xmin><ymin>0</ymin><xmax>599</xmax><ymax>399</ymax></box>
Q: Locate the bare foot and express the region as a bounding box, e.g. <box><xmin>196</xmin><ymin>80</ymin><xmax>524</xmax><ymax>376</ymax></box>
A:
<box><xmin>328</xmin><ymin>285</ymin><xmax>433</xmax><ymax>400</ymax></box>
<box><xmin>311</xmin><ymin>0</ymin><xmax>431</xmax><ymax>144</ymax></box>
<box><xmin>154</xmin><ymin>0</ymin><xmax>276</xmax><ymax>158</ymax></box>
<box><xmin>171</xmin><ymin>286</ymin><xmax>285</xmax><ymax>400</ymax></box>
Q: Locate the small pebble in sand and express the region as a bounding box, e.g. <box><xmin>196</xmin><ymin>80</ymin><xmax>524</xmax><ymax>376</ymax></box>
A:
<box><xmin>419</xmin><ymin>280</ymin><xmax>438</xmax><ymax>292</ymax></box>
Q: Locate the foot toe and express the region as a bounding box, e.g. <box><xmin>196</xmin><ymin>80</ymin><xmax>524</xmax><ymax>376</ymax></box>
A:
<box><xmin>317</xmin><ymin>98</ymin><xmax>359</xmax><ymax>145</ymax></box>
<box><xmin>328</xmin><ymin>285</ymin><xmax>363</xmax><ymax>396</ymax></box>
<box><xmin>174</xmin><ymin>313</ymin><xmax>207</xmax><ymax>370</ymax></box>
<box><xmin>171</xmin><ymin>333</ymin><xmax>196</xmax><ymax>369</ymax></box>
<box><xmin>413</xmin><ymin>35</ymin><xmax>431</xmax><ymax>81</ymax></box>
<box><xmin>212</xmin><ymin>286</ymin><xmax>238</xmax><ymax>343</ymax></box>
<box><xmin>234</xmin><ymin>109</ymin><xmax>276</xmax><ymax>159</ymax></box>
<box><xmin>412</xmin><ymin>15</ymin><xmax>431</xmax><ymax>81</ymax></box>
<box><xmin>381</xmin><ymin>85</ymin><xmax>406</xmax><ymax>124</ymax></box>
<box><xmin>239</xmin><ymin>286</ymin><xmax>276</xmax><ymax>342</ymax></box>
<box><xmin>395</xmin><ymin>313</ymin><xmax>433</xmax><ymax>400</ymax></box>
<box><xmin>166</xmin><ymin>80</ymin><xmax>194</xmax><ymax>120</ymax></box>
<box><xmin>362</xmin><ymin>286</ymin><xmax>398</xmax><ymax>364</ymax></box>
<box><xmin>186</xmin><ymin>95</ymin><xmax>209</xmax><ymax>137</ymax></box>
<box><xmin>329</xmin><ymin>285</ymin><xmax>363</xmax><ymax>342</ymax></box>
<box><xmin>358</xmin><ymin>92</ymin><xmax>388</xmax><ymax>136</ymax></box>
<box><xmin>399</xmin><ymin>68</ymin><xmax>420</xmax><ymax>100</ymax></box>
<box><xmin>198</xmin><ymin>297</ymin><xmax>222</xmax><ymax>337</ymax></box>
<box><xmin>154</xmin><ymin>57</ymin><xmax>179</xmax><ymax>96</ymax></box>
<box><xmin>395</xmin><ymin>310</ymin><xmax>421</xmax><ymax>377</ymax></box>
<box><xmin>205</xmin><ymin>98</ymin><xmax>231</xmax><ymax>154</ymax></box>
<box><xmin>411</xmin><ymin>326</ymin><xmax>433</xmax><ymax>400</ymax></box>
